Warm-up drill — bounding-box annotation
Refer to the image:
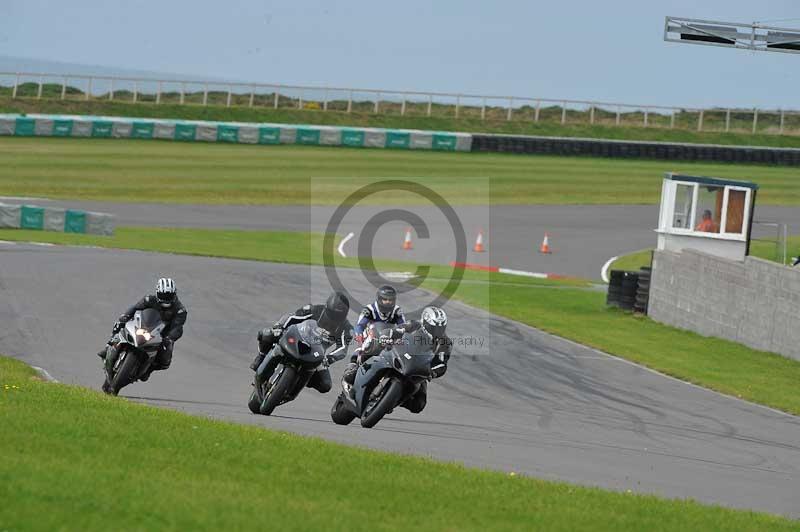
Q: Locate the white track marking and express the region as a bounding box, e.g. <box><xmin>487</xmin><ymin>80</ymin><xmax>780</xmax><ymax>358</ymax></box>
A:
<box><xmin>498</xmin><ymin>267</ymin><xmax>548</xmax><ymax>279</ymax></box>
<box><xmin>600</xmin><ymin>256</ymin><xmax>618</xmax><ymax>284</ymax></box>
<box><xmin>382</xmin><ymin>272</ymin><xmax>419</xmax><ymax>281</ymax></box>
<box><xmin>31</xmin><ymin>366</ymin><xmax>59</xmax><ymax>383</ymax></box>
<box><xmin>0</xmin><ymin>240</ymin><xmax>16</xmax><ymax>245</ymax></box>
<box><xmin>337</xmin><ymin>232</ymin><xmax>355</xmax><ymax>258</ymax></box>
<box><xmin>0</xmin><ymin>196</ymin><xmax>50</xmax><ymax>201</ymax></box>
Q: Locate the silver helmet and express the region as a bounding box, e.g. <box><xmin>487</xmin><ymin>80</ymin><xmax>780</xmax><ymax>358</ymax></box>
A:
<box><xmin>156</xmin><ymin>277</ymin><xmax>176</xmax><ymax>308</ymax></box>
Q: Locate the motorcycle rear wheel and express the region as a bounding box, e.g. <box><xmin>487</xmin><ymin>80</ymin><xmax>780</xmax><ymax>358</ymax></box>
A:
<box><xmin>260</xmin><ymin>365</ymin><xmax>296</xmax><ymax>416</ymax></box>
<box><xmin>330</xmin><ymin>392</ymin><xmax>357</xmax><ymax>425</ymax></box>
<box><xmin>247</xmin><ymin>387</ymin><xmax>262</xmax><ymax>414</ymax></box>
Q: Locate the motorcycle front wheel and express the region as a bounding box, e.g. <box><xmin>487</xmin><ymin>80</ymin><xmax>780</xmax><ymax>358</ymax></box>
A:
<box><xmin>259</xmin><ymin>365</ymin><xmax>297</xmax><ymax>416</ymax></box>
<box><xmin>110</xmin><ymin>351</ymin><xmax>139</xmax><ymax>396</ymax></box>
<box><xmin>361</xmin><ymin>378</ymin><xmax>403</xmax><ymax>428</ymax></box>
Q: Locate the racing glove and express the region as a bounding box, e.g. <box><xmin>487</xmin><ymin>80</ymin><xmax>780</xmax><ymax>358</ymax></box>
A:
<box><xmin>431</xmin><ymin>364</ymin><xmax>447</xmax><ymax>379</ymax></box>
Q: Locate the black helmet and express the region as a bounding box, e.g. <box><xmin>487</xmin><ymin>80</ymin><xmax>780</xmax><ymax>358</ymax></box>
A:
<box><xmin>318</xmin><ymin>291</ymin><xmax>350</xmax><ymax>333</ymax></box>
<box><xmin>375</xmin><ymin>285</ymin><xmax>397</xmax><ymax>319</ymax></box>
<box><xmin>421</xmin><ymin>306</ymin><xmax>447</xmax><ymax>339</ymax></box>
<box><xmin>156</xmin><ymin>278</ymin><xmax>176</xmax><ymax>308</ymax></box>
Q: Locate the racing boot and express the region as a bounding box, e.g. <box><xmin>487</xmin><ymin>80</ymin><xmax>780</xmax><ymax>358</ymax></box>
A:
<box><xmin>342</xmin><ymin>362</ymin><xmax>358</xmax><ymax>399</ymax></box>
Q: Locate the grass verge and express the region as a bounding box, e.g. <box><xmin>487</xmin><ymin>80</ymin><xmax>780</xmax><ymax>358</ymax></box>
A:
<box><xmin>1</xmin><ymin>137</ymin><xmax>799</xmax><ymax>205</ymax></box>
<box><xmin>0</xmin><ymin>227</ymin><xmax>590</xmax><ymax>289</ymax></box>
<box><xmin>609</xmin><ymin>235</ymin><xmax>800</xmax><ymax>272</ymax></box>
<box><xmin>3</xmin><ymin>226</ymin><xmax>800</xmax><ymax>415</ymax></box>
<box><xmin>4</xmin><ymin>96</ymin><xmax>800</xmax><ymax>148</ymax></box>
<box><xmin>426</xmin><ymin>278</ymin><xmax>800</xmax><ymax>415</ymax></box>
<box><xmin>0</xmin><ymin>355</ymin><xmax>795</xmax><ymax>531</ymax></box>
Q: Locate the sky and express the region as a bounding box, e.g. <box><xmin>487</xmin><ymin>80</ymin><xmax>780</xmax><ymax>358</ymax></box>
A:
<box><xmin>0</xmin><ymin>0</ymin><xmax>798</xmax><ymax>109</ymax></box>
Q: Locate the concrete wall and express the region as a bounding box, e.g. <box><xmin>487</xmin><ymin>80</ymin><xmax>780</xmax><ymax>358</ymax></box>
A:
<box><xmin>649</xmin><ymin>248</ymin><xmax>800</xmax><ymax>360</ymax></box>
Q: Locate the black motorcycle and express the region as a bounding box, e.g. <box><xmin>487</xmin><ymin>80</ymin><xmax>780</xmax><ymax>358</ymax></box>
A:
<box><xmin>331</xmin><ymin>327</ymin><xmax>434</xmax><ymax>428</ymax></box>
<box><xmin>248</xmin><ymin>319</ymin><xmax>330</xmax><ymax>416</ymax></box>
<box><xmin>101</xmin><ymin>308</ymin><xmax>165</xmax><ymax>395</ymax></box>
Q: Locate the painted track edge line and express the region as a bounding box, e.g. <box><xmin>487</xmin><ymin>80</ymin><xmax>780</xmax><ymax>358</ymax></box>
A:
<box><xmin>524</xmin><ymin>323</ymin><xmax>800</xmax><ymax>420</ymax></box>
<box><xmin>601</xmin><ymin>256</ymin><xmax>618</xmax><ymax>284</ymax></box>
<box><xmin>337</xmin><ymin>232</ymin><xmax>355</xmax><ymax>258</ymax></box>
<box><xmin>31</xmin><ymin>365</ymin><xmax>59</xmax><ymax>383</ymax></box>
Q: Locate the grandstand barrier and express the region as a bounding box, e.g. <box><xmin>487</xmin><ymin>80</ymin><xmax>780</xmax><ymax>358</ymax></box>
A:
<box><xmin>0</xmin><ymin>114</ymin><xmax>473</xmax><ymax>152</ymax></box>
<box><xmin>0</xmin><ymin>202</ymin><xmax>114</xmax><ymax>236</ymax></box>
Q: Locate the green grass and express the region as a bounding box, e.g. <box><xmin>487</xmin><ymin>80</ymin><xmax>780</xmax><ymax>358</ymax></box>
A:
<box><xmin>428</xmin><ymin>278</ymin><xmax>800</xmax><ymax>415</ymax></box>
<box><xmin>1</xmin><ymin>356</ymin><xmax>795</xmax><ymax>531</ymax></box>
<box><xmin>4</xmin><ymin>225</ymin><xmax>800</xmax><ymax>415</ymax></box>
<box><xmin>4</xmin><ymin>95</ymin><xmax>800</xmax><ymax>148</ymax></box>
<box><xmin>610</xmin><ymin>249</ymin><xmax>654</xmax><ymax>272</ymax></box>
<box><xmin>609</xmin><ymin>235</ymin><xmax>800</xmax><ymax>272</ymax></box>
<box><xmin>2</xmin><ymin>137</ymin><xmax>799</xmax><ymax>205</ymax></box>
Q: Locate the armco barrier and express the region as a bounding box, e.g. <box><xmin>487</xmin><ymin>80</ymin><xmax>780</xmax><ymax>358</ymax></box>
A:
<box><xmin>0</xmin><ymin>203</ymin><xmax>114</xmax><ymax>235</ymax></box>
<box><xmin>470</xmin><ymin>133</ymin><xmax>800</xmax><ymax>165</ymax></box>
<box><xmin>0</xmin><ymin>114</ymin><xmax>473</xmax><ymax>152</ymax></box>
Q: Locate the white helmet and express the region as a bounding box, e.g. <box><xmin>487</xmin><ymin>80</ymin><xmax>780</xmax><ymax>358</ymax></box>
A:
<box><xmin>421</xmin><ymin>306</ymin><xmax>447</xmax><ymax>339</ymax></box>
<box><xmin>156</xmin><ymin>278</ymin><xmax>176</xmax><ymax>308</ymax></box>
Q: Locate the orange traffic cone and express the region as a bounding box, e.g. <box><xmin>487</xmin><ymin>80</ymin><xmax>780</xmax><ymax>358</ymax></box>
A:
<box><xmin>473</xmin><ymin>230</ymin><xmax>486</xmax><ymax>252</ymax></box>
<box><xmin>539</xmin><ymin>233</ymin><xmax>552</xmax><ymax>254</ymax></box>
<box><xmin>402</xmin><ymin>228</ymin><xmax>413</xmax><ymax>250</ymax></box>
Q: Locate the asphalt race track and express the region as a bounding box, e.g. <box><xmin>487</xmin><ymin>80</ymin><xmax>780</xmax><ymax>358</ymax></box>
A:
<box><xmin>5</xmin><ymin>198</ymin><xmax>799</xmax><ymax>279</ymax></box>
<box><xmin>2</xmin><ymin>242</ymin><xmax>799</xmax><ymax>517</ymax></box>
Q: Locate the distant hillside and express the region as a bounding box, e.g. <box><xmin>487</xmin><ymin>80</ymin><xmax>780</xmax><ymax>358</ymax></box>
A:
<box><xmin>0</xmin><ymin>55</ymin><xmax>236</xmax><ymax>83</ymax></box>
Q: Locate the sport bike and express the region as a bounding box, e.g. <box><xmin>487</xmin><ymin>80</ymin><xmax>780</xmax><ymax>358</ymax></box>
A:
<box><xmin>101</xmin><ymin>308</ymin><xmax>165</xmax><ymax>395</ymax></box>
<box><xmin>248</xmin><ymin>319</ymin><xmax>331</xmax><ymax>416</ymax></box>
<box><xmin>331</xmin><ymin>327</ymin><xmax>433</xmax><ymax>428</ymax></box>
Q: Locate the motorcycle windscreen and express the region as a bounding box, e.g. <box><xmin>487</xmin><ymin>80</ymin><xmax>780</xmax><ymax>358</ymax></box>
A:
<box><xmin>295</xmin><ymin>320</ymin><xmax>326</xmax><ymax>363</ymax></box>
<box><xmin>138</xmin><ymin>308</ymin><xmax>163</xmax><ymax>330</ymax></box>
<box><xmin>367</xmin><ymin>321</ymin><xmax>392</xmax><ymax>336</ymax></box>
<box><xmin>134</xmin><ymin>308</ymin><xmax>165</xmax><ymax>348</ymax></box>
<box><xmin>391</xmin><ymin>331</ymin><xmax>435</xmax><ymax>377</ymax></box>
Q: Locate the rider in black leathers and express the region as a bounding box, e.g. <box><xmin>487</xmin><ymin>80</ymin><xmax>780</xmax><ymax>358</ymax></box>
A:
<box><xmin>99</xmin><ymin>277</ymin><xmax>187</xmax><ymax>382</ymax></box>
<box><xmin>250</xmin><ymin>292</ymin><xmax>353</xmax><ymax>393</ymax></box>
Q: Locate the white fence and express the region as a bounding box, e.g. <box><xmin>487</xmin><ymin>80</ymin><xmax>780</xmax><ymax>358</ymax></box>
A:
<box><xmin>1</xmin><ymin>71</ymin><xmax>798</xmax><ymax>135</ymax></box>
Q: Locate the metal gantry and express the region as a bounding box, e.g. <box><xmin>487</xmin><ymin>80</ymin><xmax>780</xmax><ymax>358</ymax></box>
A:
<box><xmin>664</xmin><ymin>16</ymin><xmax>800</xmax><ymax>54</ymax></box>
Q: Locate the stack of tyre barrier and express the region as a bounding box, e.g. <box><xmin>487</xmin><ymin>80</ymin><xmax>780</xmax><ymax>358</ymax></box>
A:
<box><xmin>0</xmin><ymin>202</ymin><xmax>114</xmax><ymax>235</ymax></box>
<box><xmin>634</xmin><ymin>267</ymin><xmax>651</xmax><ymax>314</ymax></box>
<box><xmin>606</xmin><ymin>269</ymin><xmax>650</xmax><ymax>315</ymax></box>
<box><xmin>470</xmin><ymin>134</ymin><xmax>800</xmax><ymax>166</ymax></box>
<box><xmin>606</xmin><ymin>270</ymin><xmax>624</xmax><ymax>307</ymax></box>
